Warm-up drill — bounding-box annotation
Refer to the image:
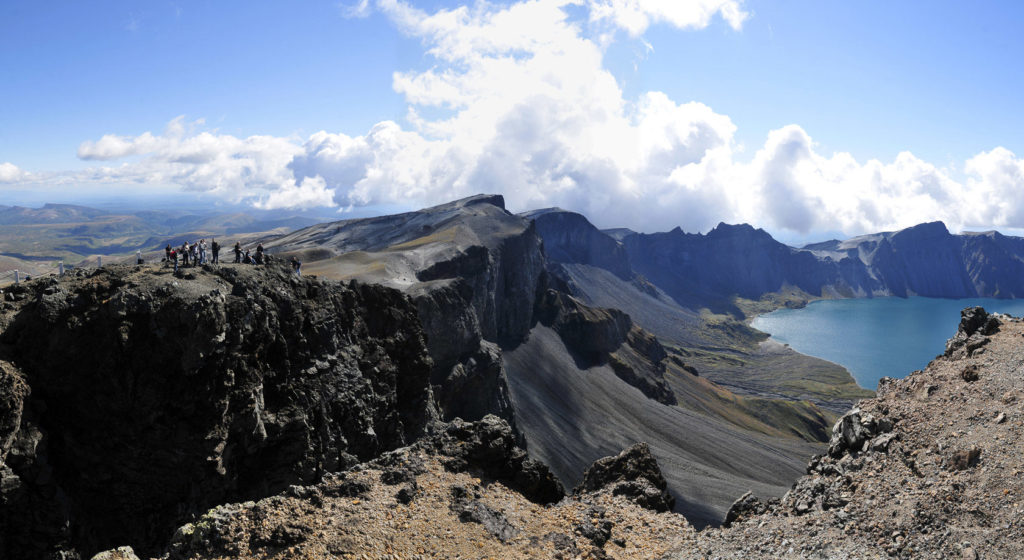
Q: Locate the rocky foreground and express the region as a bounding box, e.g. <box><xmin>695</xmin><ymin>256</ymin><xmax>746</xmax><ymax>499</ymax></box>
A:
<box><xmin>78</xmin><ymin>306</ymin><xmax>1024</xmax><ymax>559</ymax></box>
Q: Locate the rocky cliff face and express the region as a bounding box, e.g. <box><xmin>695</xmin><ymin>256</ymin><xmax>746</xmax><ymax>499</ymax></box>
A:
<box><xmin>266</xmin><ymin>195</ymin><xmax>545</xmax><ymax>428</ymax></box>
<box><xmin>520</xmin><ymin>208</ymin><xmax>633</xmax><ymax>280</ymax></box>
<box><xmin>0</xmin><ymin>264</ymin><xmax>435</xmax><ymax>559</ymax></box>
<box><xmin>604</xmin><ymin>218</ymin><xmax>1024</xmax><ymax>309</ymax></box>
<box><xmin>620</xmin><ymin>223</ymin><xmax>863</xmax><ymax>310</ymax></box>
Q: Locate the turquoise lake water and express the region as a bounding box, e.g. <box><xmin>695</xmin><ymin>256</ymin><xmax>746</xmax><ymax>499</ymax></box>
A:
<box><xmin>750</xmin><ymin>297</ymin><xmax>1024</xmax><ymax>391</ymax></box>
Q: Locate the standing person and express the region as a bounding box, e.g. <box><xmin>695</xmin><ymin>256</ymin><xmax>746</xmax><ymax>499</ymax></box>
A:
<box><xmin>211</xmin><ymin>238</ymin><xmax>220</xmax><ymax>264</ymax></box>
<box><xmin>164</xmin><ymin>243</ymin><xmax>172</xmax><ymax>266</ymax></box>
<box><xmin>190</xmin><ymin>242</ymin><xmax>198</xmax><ymax>266</ymax></box>
<box><xmin>170</xmin><ymin>247</ymin><xmax>178</xmax><ymax>273</ymax></box>
<box><xmin>181</xmin><ymin>243</ymin><xmax>190</xmax><ymax>267</ymax></box>
<box><xmin>199</xmin><ymin>239</ymin><xmax>207</xmax><ymax>265</ymax></box>
<box><xmin>290</xmin><ymin>256</ymin><xmax>302</xmax><ymax>277</ymax></box>
<box><xmin>233</xmin><ymin>242</ymin><xmax>242</xmax><ymax>263</ymax></box>
<box><xmin>255</xmin><ymin>243</ymin><xmax>265</xmax><ymax>265</ymax></box>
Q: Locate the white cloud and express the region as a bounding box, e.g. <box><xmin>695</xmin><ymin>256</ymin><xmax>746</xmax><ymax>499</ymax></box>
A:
<box><xmin>74</xmin><ymin>116</ymin><xmax>309</xmax><ymax>207</ymax></box>
<box><xmin>340</xmin><ymin>0</ymin><xmax>372</xmax><ymax>19</ymax></box>
<box><xmin>254</xmin><ymin>176</ymin><xmax>336</xmax><ymax>210</ymax></box>
<box><xmin>588</xmin><ymin>0</ymin><xmax>749</xmax><ymax>36</ymax></box>
<box><xmin>0</xmin><ymin>162</ymin><xmax>28</xmax><ymax>183</ymax></box>
<box><xmin>5</xmin><ymin>0</ymin><xmax>1024</xmax><ymax>235</ymax></box>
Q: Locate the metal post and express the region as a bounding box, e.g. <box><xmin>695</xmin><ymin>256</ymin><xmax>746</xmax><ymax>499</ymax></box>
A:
<box><xmin>13</xmin><ymin>270</ymin><xmax>18</xmax><ymax>284</ymax></box>
<box><xmin>59</xmin><ymin>262</ymin><xmax>65</xmax><ymax>276</ymax></box>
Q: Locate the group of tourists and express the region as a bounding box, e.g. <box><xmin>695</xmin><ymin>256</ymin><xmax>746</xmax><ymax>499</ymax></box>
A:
<box><xmin>165</xmin><ymin>239</ymin><xmax>218</xmax><ymax>270</ymax></box>
<box><xmin>164</xmin><ymin>239</ymin><xmax>301</xmax><ymax>276</ymax></box>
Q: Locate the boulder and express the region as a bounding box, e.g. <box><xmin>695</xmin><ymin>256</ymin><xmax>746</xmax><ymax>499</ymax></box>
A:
<box><xmin>827</xmin><ymin>409</ymin><xmax>895</xmax><ymax>458</ymax></box>
<box><xmin>427</xmin><ymin>415</ymin><xmax>564</xmax><ymax>504</ymax></box>
<box><xmin>575</xmin><ymin>443</ymin><xmax>675</xmax><ymax>512</ymax></box>
<box><xmin>91</xmin><ymin>546</ymin><xmax>141</xmax><ymax>560</ymax></box>
<box><xmin>722</xmin><ymin>491</ymin><xmax>769</xmax><ymax>528</ymax></box>
<box><xmin>945</xmin><ymin>307</ymin><xmax>1000</xmax><ymax>357</ymax></box>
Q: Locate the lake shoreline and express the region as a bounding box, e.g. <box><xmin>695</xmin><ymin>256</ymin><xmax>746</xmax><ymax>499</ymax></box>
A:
<box><xmin>751</xmin><ymin>296</ymin><xmax>1024</xmax><ymax>391</ymax></box>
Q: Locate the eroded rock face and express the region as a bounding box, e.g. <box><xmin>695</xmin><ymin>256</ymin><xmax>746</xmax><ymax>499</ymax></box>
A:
<box><xmin>945</xmin><ymin>306</ymin><xmax>1000</xmax><ymax>357</ymax></box>
<box><xmin>575</xmin><ymin>443</ymin><xmax>675</xmax><ymax>512</ymax></box>
<box><xmin>534</xmin><ymin>289</ymin><xmax>632</xmax><ymax>366</ymax></box>
<box><xmin>0</xmin><ymin>361</ymin><xmax>27</xmax><ymax>462</ymax></box>
<box><xmin>534</xmin><ymin>290</ymin><xmax>677</xmax><ymax>405</ymax></box>
<box><xmin>426</xmin><ymin>415</ymin><xmax>564</xmax><ymax>505</ymax></box>
<box><xmin>0</xmin><ymin>264</ymin><xmax>435</xmax><ymax>559</ymax></box>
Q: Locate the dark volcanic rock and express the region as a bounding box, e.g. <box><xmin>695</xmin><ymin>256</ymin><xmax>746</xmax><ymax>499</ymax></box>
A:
<box><xmin>574</xmin><ymin>506</ymin><xmax>613</xmax><ymax>547</ymax></box>
<box><xmin>722</xmin><ymin>491</ymin><xmax>770</xmax><ymax>528</ymax></box>
<box><xmin>534</xmin><ymin>290</ymin><xmax>676</xmax><ymax>404</ymax></box>
<box><xmin>534</xmin><ymin>289</ymin><xmax>632</xmax><ymax>366</ymax></box>
<box><xmin>826</xmin><ymin>409</ymin><xmax>894</xmax><ymax>459</ymax></box>
<box><xmin>0</xmin><ymin>361</ymin><xmax>28</xmax><ymax>462</ymax></box>
<box><xmin>575</xmin><ymin>443</ymin><xmax>675</xmax><ymax>512</ymax></box>
<box><xmin>427</xmin><ymin>415</ymin><xmax>564</xmax><ymax>505</ymax></box>
<box><xmin>450</xmin><ymin>486</ymin><xmax>520</xmax><ymax>543</ymax></box>
<box><xmin>945</xmin><ymin>306</ymin><xmax>1000</xmax><ymax>357</ymax></box>
<box><xmin>0</xmin><ymin>264</ymin><xmax>435</xmax><ymax>559</ymax></box>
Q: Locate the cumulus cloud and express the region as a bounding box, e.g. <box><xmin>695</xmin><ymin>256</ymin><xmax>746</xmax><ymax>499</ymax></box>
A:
<box><xmin>74</xmin><ymin>116</ymin><xmax>321</xmax><ymax>208</ymax></box>
<box><xmin>0</xmin><ymin>162</ymin><xmax>28</xmax><ymax>183</ymax></box>
<box><xmin>6</xmin><ymin>0</ymin><xmax>1024</xmax><ymax>234</ymax></box>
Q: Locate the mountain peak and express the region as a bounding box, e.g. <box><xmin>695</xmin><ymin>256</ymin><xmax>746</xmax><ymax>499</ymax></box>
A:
<box><xmin>707</xmin><ymin>222</ymin><xmax>769</xmax><ymax>240</ymax></box>
<box><xmin>899</xmin><ymin>221</ymin><xmax>949</xmax><ymax>236</ymax></box>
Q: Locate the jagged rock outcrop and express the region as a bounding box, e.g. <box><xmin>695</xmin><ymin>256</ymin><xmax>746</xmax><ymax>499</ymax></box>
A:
<box><xmin>534</xmin><ymin>289</ymin><xmax>676</xmax><ymax>404</ymax></box>
<box><xmin>534</xmin><ymin>289</ymin><xmax>632</xmax><ymax>366</ymax></box>
<box><xmin>90</xmin><ymin>547</ymin><xmax>141</xmax><ymax>560</ymax></box>
<box><xmin>0</xmin><ymin>264</ymin><xmax>435</xmax><ymax>559</ymax></box>
<box><xmin>424</xmin><ymin>415</ymin><xmax>564</xmax><ymax>504</ymax></box>
<box><xmin>575</xmin><ymin>443</ymin><xmax>675</xmax><ymax>512</ymax></box>
<box><xmin>944</xmin><ymin>305</ymin><xmax>1000</xmax><ymax>357</ymax></box>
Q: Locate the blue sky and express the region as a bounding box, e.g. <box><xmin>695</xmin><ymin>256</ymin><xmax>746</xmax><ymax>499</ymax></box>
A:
<box><xmin>2</xmin><ymin>1</ymin><xmax>1024</xmax><ymax>238</ymax></box>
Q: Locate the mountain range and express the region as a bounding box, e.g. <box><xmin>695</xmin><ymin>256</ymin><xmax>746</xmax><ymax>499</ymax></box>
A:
<box><xmin>4</xmin><ymin>194</ymin><xmax>1024</xmax><ymax>558</ymax></box>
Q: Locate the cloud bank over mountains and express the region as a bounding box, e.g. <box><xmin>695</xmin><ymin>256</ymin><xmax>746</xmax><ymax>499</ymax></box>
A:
<box><xmin>6</xmin><ymin>0</ymin><xmax>1024</xmax><ymax>237</ymax></box>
